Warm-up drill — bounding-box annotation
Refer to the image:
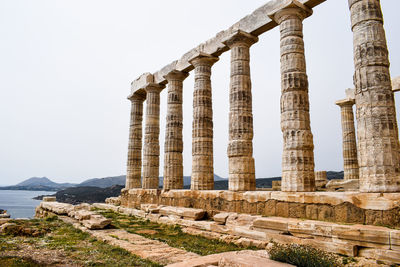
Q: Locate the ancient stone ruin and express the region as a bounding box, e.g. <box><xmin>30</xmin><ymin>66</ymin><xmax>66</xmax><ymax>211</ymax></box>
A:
<box><xmin>120</xmin><ymin>0</ymin><xmax>400</xmax><ymax>264</ymax></box>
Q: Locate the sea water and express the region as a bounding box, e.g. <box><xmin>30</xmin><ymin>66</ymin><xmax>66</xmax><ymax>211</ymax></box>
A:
<box><xmin>0</xmin><ymin>190</ymin><xmax>55</xmax><ymax>218</ymax></box>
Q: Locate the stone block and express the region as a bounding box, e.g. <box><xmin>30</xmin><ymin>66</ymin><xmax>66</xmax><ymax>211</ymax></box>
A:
<box><xmin>43</xmin><ymin>196</ymin><xmax>56</xmax><ymax>202</ymax></box>
<box><xmin>226</xmin><ymin>214</ymin><xmax>259</xmax><ymax>227</ymax></box>
<box><xmin>213</xmin><ymin>212</ymin><xmax>230</xmax><ymax>224</ymax></box>
<box><xmin>252</xmin><ymin>217</ymin><xmax>290</xmax><ymax>232</ymax></box>
<box><xmin>231</xmin><ymin>226</ymin><xmax>267</xmax><ymax>241</ymax></box>
<box><xmin>159</xmin><ymin>206</ymin><xmax>205</xmax><ymax>220</ymax></box>
<box><xmin>81</xmin><ymin>215</ymin><xmax>111</xmax><ymax>230</ymax></box>
<box><xmin>332</xmin><ymin>224</ymin><xmax>390</xmax><ymax>248</ymax></box>
<box><xmin>305</xmin><ymin>204</ymin><xmax>318</xmax><ymax>220</ymax></box>
<box><xmin>365</xmin><ymin>210</ymin><xmax>383</xmax><ymax>226</ymax></box>
<box><xmin>105</xmin><ymin>197</ymin><xmax>121</xmax><ymax>206</ymax></box>
<box><xmin>276</xmin><ymin>202</ymin><xmax>289</xmax><ymax>217</ymax></box>
<box><xmin>74</xmin><ymin>210</ymin><xmax>95</xmax><ymax>221</ymax></box>
<box><xmin>390</xmin><ymin>230</ymin><xmax>400</xmax><ymax>251</ymax></box>
<box><xmin>140</xmin><ymin>204</ymin><xmax>160</xmax><ymax>213</ymax></box>
<box><xmin>301</xmin><ymin>239</ymin><xmax>357</xmax><ymax>257</ymax></box>
<box><xmin>218</xmin><ymin>251</ymin><xmax>294</xmax><ymax>267</ymax></box>
<box><xmin>288</xmin><ymin>203</ymin><xmax>306</xmax><ymax>218</ymax></box>
<box><xmin>0</xmin><ymin>218</ymin><xmax>11</xmax><ymax>225</ymax></box>
<box><xmin>318</xmin><ymin>205</ymin><xmax>334</xmax><ymax>221</ymax></box>
<box><xmin>288</xmin><ymin>220</ymin><xmax>332</xmax><ymax>237</ymax></box>
<box><xmin>358</xmin><ymin>248</ymin><xmax>400</xmax><ymax>264</ymax></box>
<box><xmin>40</xmin><ymin>202</ymin><xmax>74</xmax><ymax>215</ymax></box>
<box><xmin>264</xmin><ymin>200</ymin><xmax>276</xmax><ymax>216</ymax></box>
<box><xmin>334</xmin><ymin>202</ymin><xmax>364</xmax><ymax>224</ymax></box>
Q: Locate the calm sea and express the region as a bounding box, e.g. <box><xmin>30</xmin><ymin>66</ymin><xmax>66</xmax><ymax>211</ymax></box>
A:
<box><xmin>0</xmin><ymin>190</ymin><xmax>55</xmax><ymax>219</ymax></box>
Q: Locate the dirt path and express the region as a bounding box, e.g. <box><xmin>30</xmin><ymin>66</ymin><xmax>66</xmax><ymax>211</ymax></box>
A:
<box><xmin>60</xmin><ymin>216</ymin><xmax>200</xmax><ymax>266</ymax></box>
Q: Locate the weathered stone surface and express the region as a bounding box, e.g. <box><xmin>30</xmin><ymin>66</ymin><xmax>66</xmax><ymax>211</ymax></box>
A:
<box><xmin>349</xmin><ymin>0</ymin><xmax>400</xmax><ymax>192</ymax></box>
<box><xmin>43</xmin><ymin>196</ymin><xmax>56</xmax><ymax>202</ymax></box>
<box><xmin>223</xmin><ymin>30</ymin><xmax>258</xmax><ymax>192</ymax></box>
<box><xmin>189</xmin><ymin>53</ymin><xmax>218</xmax><ymax>190</ymax></box>
<box><xmin>40</xmin><ymin>202</ymin><xmax>74</xmax><ymax>215</ymax></box>
<box><xmin>142</xmin><ymin>83</ymin><xmax>164</xmax><ymax>189</ymax></box>
<box><xmin>0</xmin><ymin>218</ymin><xmax>11</xmax><ymax>225</ymax></box>
<box><xmin>159</xmin><ymin>206</ymin><xmax>206</xmax><ymax>220</ymax></box>
<box><xmin>213</xmin><ymin>212</ymin><xmax>230</xmax><ymax>225</ymax></box>
<box><xmin>163</xmin><ymin>70</ymin><xmax>189</xmax><ymax>190</ymax></box>
<box><xmin>336</xmin><ymin>99</ymin><xmax>359</xmax><ymax>181</ymax></box>
<box><xmin>252</xmin><ymin>217</ymin><xmax>290</xmax><ymax>232</ymax></box>
<box><xmin>326</xmin><ymin>179</ymin><xmax>359</xmax><ymax>191</ymax></box>
<box><xmin>272</xmin><ymin>181</ymin><xmax>281</xmax><ymax>191</ymax></box>
<box><xmin>105</xmin><ymin>197</ymin><xmax>121</xmax><ymax>206</ymax></box>
<box><xmin>74</xmin><ymin>210</ymin><xmax>94</xmax><ymax>221</ymax></box>
<box><xmin>315</xmin><ymin>171</ymin><xmax>327</xmax><ymax>188</ymax></box>
<box><xmin>332</xmin><ymin>224</ymin><xmax>390</xmax><ymax>249</ymax></box>
<box><xmin>271</xmin><ymin>3</ymin><xmax>315</xmax><ymax>192</ymax></box>
<box><xmin>81</xmin><ymin>215</ymin><xmax>111</xmax><ymax>230</ymax></box>
<box><xmin>218</xmin><ymin>250</ymin><xmax>293</xmax><ymax>267</ymax></box>
<box><xmin>358</xmin><ymin>248</ymin><xmax>400</xmax><ymax>264</ymax></box>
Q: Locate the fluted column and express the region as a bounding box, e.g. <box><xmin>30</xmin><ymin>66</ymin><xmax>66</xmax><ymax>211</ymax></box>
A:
<box><xmin>126</xmin><ymin>93</ymin><xmax>146</xmax><ymax>189</ymax></box>
<box><xmin>270</xmin><ymin>2</ymin><xmax>315</xmax><ymax>192</ymax></box>
<box><xmin>223</xmin><ymin>30</ymin><xmax>258</xmax><ymax>192</ymax></box>
<box><xmin>349</xmin><ymin>0</ymin><xmax>400</xmax><ymax>192</ymax></box>
<box><xmin>163</xmin><ymin>71</ymin><xmax>189</xmax><ymax>190</ymax></box>
<box><xmin>142</xmin><ymin>83</ymin><xmax>164</xmax><ymax>189</ymax></box>
<box><xmin>336</xmin><ymin>99</ymin><xmax>359</xmax><ymax>180</ymax></box>
<box><xmin>189</xmin><ymin>53</ymin><xmax>218</xmax><ymax>190</ymax></box>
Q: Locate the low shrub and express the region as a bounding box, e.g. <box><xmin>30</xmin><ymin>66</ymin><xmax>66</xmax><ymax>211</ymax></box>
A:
<box><xmin>267</xmin><ymin>242</ymin><xmax>341</xmax><ymax>267</ymax></box>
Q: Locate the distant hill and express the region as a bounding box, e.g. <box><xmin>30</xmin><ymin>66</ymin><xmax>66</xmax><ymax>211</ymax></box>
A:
<box><xmin>0</xmin><ymin>177</ymin><xmax>76</xmax><ymax>191</ymax></box>
<box><xmin>78</xmin><ymin>175</ymin><xmax>126</xmax><ymax>188</ymax></box>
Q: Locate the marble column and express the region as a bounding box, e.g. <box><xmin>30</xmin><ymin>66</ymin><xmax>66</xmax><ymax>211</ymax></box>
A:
<box><xmin>271</xmin><ymin>2</ymin><xmax>315</xmax><ymax>192</ymax></box>
<box><xmin>142</xmin><ymin>83</ymin><xmax>164</xmax><ymax>189</ymax></box>
<box><xmin>126</xmin><ymin>93</ymin><xmax>146</xmax><ymax>189</ymax></box>
<box><xmin>349</xmin><ymin>0</ymin><xmax>400</xmax><ymax>192</ymax></box>
<box><xmin>336</xmin><ymin>99</ymin><xmax>359</xmax><ymax>180</ymax></box>
<box><xmin>223</xmin><ymin>30</ymin><xmax>258</xmax><ymax>192</ymax></box>
<box><xmin>163</xmin><ymin>70</ymin><xmax>189</xmax><ymax>190</ymax></box>
<box><xmin>189</xmin><ymin>53</ymin><xmax>218</xmax><ymax>190</ymax></box>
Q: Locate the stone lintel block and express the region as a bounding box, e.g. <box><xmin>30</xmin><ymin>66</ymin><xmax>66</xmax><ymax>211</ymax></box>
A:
<box><xmin>390</xmin><ymin>230</ymin><xmax>400</xmax><ymax>251</ymax></box>
<box><xmin>231</xmin><ymin>226</ymin><xmax>267</xmax><ymax>241</ymax></box>
<box><xmin>129</xmin><ymin>72</ymin><xmax>154</xmax><ymax>97</ymax></box>
<box><xmin>153</xmin><ymin>61</ymin><xmax>182</xmax><ymax>85</ymax></box>
<box><xmin>129</xmin><ymin>0</ymin><xmax>325</xmax><ymax>96</ymax></box>
<box><xmin>332</xmin><ymin>224</ymin><xmax>390</xmax><ymax>248</ymax></box>
<box><xmin>358</xmin><ymin>248</ymin><xmax>400</xmax><ymax>265</ymax></box>
<box><xmin>301</xmin><ymin>238</ymin><xmax>357</xmax><ymax>257</ymax></box>
<box><xmin>222</xmin><ymin>29</ymin><xmax>258</xmax><ymax>47</ymax></box>
<box><xmin>213</xmin><ymin>212</ymin><xmax>231</xmax><ymax>224</ymax></box>
<box><xmin>288</xmin><ymin>220</ymin><xmax>333</xmax><ymax>237</ymax></box>
<box><xmin>252</xmin><ymin>217</ymin><xmax>298</xmax><ymax>232</ymax></box>
<box><xmin>159</xmin><ymin>206</ymin><xmax>206</xmax><ymax>220</ymax></box>
<box><xmin>268</xmin><ymin>0</ymin><xmax>313</xmax><ymax>23</ymax></box>
<box><xmin>188</xmin><ymin>52</ymin><xmax>219</xmax><ymax>66</ymax></box>
<box><xmin>392</xmin><ymin>76</ymin><xmax>400</xmax><ymax>92</ymax></box>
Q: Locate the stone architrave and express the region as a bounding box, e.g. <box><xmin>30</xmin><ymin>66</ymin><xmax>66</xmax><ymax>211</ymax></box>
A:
<box><xmin>126</xmin><ymin>92</ymin><xmax>146</xmax><ymax>189</ymax></box>
<box><xmin>336</xmin><ymin>99</ymin><xmax>359</xmax><ymax>181</ymax></box>
<box><xmin>163</xmin><ymin>71</ymin><xmax>189</xmax><ymax>190</ymax></box>
<box><xmin>188</xmin><ymin>53</ymin><xmax>219</xmax><ymax>190</ymax></box>
<box><xmin>142</xmin><ymin>83</ymin><xmax>164</xmax><ymax>189</ymax></box>
<box><xmin>270</xmin><ymin>1</ymin><xmax>315</xmax><ymax>192</ymax></box>
<box><xmin>349</xmin><ymin>0</ymin><xmax>400</xmax><ymax>192</ymax></box>
<box><xmin>222</xmin><ymin>30</ymin><xmax>258</xmax><ymax>192</ymax></box>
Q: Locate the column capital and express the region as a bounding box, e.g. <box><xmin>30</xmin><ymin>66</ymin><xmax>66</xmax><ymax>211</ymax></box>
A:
<box><xmin>128</xmin><ymin>91</ymin><xmax>146</xmax><ymax>102</ymax></box>
<box><xmin>163</xmin><ymin>70</ymin><xmax>189</xmax><ymax>82</ymax></box>
<box><xmin>143</xmin><ymin>82</ymin><xmax>165</xmax><ymax>93</ymax></box>
<box><xmin>336</xmin><ymin>98</ymin><xmax>355</xmax><ymax>107</ymax></box>
<box><xmin>269</xmin><ymin>0</ymin><xmax>312</xmax><ymax>24</ymax></box>
<box><xmin>222</xmin><ymin>30</ymin><xmax>258</xmax><ymax>48</ymax></box>
<box><xmin>188</xmin><ymin>52</ymin><xmax>219</xmax><ymax>68</ymax></box>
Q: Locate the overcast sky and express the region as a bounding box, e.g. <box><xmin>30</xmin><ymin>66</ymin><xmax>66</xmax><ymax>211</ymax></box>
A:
<box><xmin>0</xmin><ymin>0</ymin><xmax>399</xmax><ymax>185</ymax></box>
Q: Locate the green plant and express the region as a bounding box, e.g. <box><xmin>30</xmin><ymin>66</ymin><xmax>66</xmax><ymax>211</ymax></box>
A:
<box><xmin>267</xmin><ymin>242</ymin><xmax>341</xmax><ymax>267</ymax></box>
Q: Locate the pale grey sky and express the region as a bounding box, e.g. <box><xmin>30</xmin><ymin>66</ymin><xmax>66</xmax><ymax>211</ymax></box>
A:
<box><xmin>0</xmin><ymin>0</ymin><xmax>399</xmax><ymax>185</ymax></box>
